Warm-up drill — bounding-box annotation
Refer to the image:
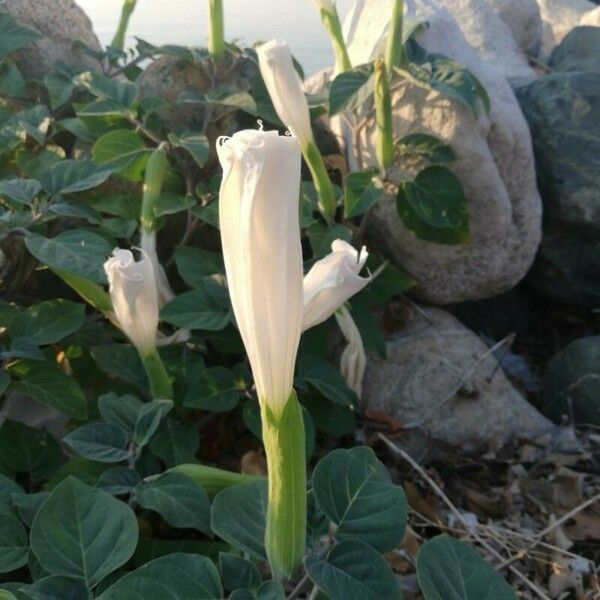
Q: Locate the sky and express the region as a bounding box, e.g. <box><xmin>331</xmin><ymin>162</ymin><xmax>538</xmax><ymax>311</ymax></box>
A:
<box><xmin>78</xmin><ymin>0</ymin><xmax>355</xmax><ymax>74</ymax></box>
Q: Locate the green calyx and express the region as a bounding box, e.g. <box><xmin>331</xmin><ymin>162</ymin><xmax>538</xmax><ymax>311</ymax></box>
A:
<box><xmin>140</xmin><ymin>146</ymin><xmax>168</xmax><ymax>234</ymax></box>
<box><xmin>140</xmin><ymin>347</ymin><xmax>173</xmax><ymax>400</ymax></box>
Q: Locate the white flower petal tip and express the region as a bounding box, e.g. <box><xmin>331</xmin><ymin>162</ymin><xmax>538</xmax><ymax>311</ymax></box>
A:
<box><xmin>335</xmin><ymin>306</ymin><xmax>367</xmax><ymax>397</ymax></box>
<box><xmin>302</xmin><ymin>239</ymin><xmax>372</xmax><ymax>332</ymax></box>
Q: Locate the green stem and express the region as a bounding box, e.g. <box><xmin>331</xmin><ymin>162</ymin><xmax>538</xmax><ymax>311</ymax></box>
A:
<box><xmin>317</xmin><ymin>4</ymin><xmax>352</xmax><ymax>73</ymax></box>
<box><xmin>302</xmin><ymin>140</ymin><xmax>336</xmax><ymax>221</ymax></box>
<box><xmin>261</xmin><ymin>391</ymin><xmax>306</xmax><ymax>581</ymax></box>
<box><xmin>374</xmin><ymin>59</ymin><xmax>394</xmax><ymax>176</ymax></box>
<box><xmin>112</xmin><ymin>0</ymin><xmax>138</xmax><ymax>52</ymax></box>
<box><xmin>140</xmin><ymin>348</ymin><xmax>173</xmax><ymax>399</ymax></box>
<box><xmin>385</xmin><ymin>0</ymin><xmax>405</xmax><ymax>74</ymax></box>
<box><xmin>168</xmin><ymin>464</ymin><xmax>265</xmax><ymax>497</ymax></box>
<box><xmin>141</xmin><ymin>146</ymin><xmax>168</xmax><ymax>234</ymax></box>
<box><xmin>207</xmin><ymin>0</ymin><xmax>225</xmax><ymax>59</ymax></box>
<box><xmin>53</xmin><ymin>269</ymin><xmax>113</xmax><ymax>313</ymax></box>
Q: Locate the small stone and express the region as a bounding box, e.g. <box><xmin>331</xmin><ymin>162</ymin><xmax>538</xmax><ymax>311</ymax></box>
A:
<box><xmin>549</xmin><ymin>26</ymin><xmax>600</xmax><ymax>73</ymax></box>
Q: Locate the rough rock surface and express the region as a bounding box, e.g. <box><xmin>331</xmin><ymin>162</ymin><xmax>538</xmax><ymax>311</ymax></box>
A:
<box><xmin>343</xmin><ymin>0</ymin><xmax>543</xmax><ymax>304</ymax></box>
<box><xmin>482</xmin><ymin>0</ymin><xmax>543</xmax><ymax>55</ymax></box>
<box><xmin>536</xmin><ymin>0</ymin><xmax>597</xmax><ymax>56</ymax></box>
<box><xmin>362</xmin><ymin>306</ymin><xmax>552</xmax><ymax>449</ymax></box>
<box><xmin>2</xmin><ymin>0</ymin><xmax>102</xmax><ymax>79</ymax></box>
<box><xmin>543</xmin><ymin>336</ymin><xmax>600</xmax><ymax>426</ymax></box>
<box><xmin>549</xmin><ymin>26</ymin><xmax>600</xmax><ymax>72</ymax></box>
<box><xmin>516</xmin><ymin>72</ymin><xmax>600</xmax><ymax>305</ymax></box>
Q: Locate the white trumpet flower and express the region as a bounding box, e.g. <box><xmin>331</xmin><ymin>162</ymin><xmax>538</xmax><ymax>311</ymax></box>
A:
<box><xmin>103</xmin><ymin>249</ymin><xmax>159</xmax><ymax>354</ymax></box>
<box><xmin>257</xmin><ymin>40</ymin><xmax>313</xmax><ymax>149</ymax></box>
<box><xmin>335</xmin><ymin>305</ymin><xmax>367</xmax><ymax>397</ymax></box>
<box><xmin>217</xmin><ymin>128</ymin><xmax>303</xmax><ymax>414</ymax></box>
<box><xmin>302</xmin><ymin>240</ymin><xmax>370</xmax><ymax>332</ymax></box>
<box><xmin>140</xmin><ymin>230</ymin><xmax>175</xmax><ymax>308</ymax></box>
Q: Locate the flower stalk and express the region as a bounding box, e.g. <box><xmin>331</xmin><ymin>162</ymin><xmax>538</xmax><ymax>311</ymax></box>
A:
<box><xmin>207</xmin><ymin>0</ymin><xmax>225</xmax><ymax>59</ymax></box>
<box><xmin>374</xmin><ymin>58</ymin><xmax>394</xmax><ymax>176</ymax></box>
<box><xmin>302</xmin><ymin>139</ymin><xmax>337</xmax><ymax>221</ymax></box>
<box><xmin>385</xmin><ymin>0</ymin><xmax>405</xmax><ymax>73</ymax></box>
<box><xmin>111</xmin><ymin>0</ymin><xmax>138</xmax><ymax>52</ymax></box>
<box><xmin>140</xmin><ymin>347</ymin><xmax>174</xmax><ymax>399</ymax></box>
<box><xmin>313</xmin><ymin>0</ymin><xmax>352</xmax><ymax>74</ymax></box>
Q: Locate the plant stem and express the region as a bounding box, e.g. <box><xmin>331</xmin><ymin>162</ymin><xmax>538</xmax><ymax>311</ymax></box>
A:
<box><xmin>207</xmin><ymin>0</ymin><xmax>225</xmax><ymax>59</ymax></box>
<box><xmin>317</xmin><ymin>2</ymin><xmax>352</xmax><ymax>73</ymax></box>
<box><xmin>141</xmin><ymin>146</ymin><xmax>168</xmax><ymax>234</ymax></box>
<box><xmin>112</xmin><ymin>0</ymin><xmax>138</xmax><ymax>52</ymax></box>
<box><xmin>302</xmin><ymin>140</ymin><xmax>336</xmax><ymax>221</ymax></box>
<box><xmin>385</xmin><ymin>0</ymin><xmax>405</xmax><ymax>73</ymax></box>
<box><xmin>140</xmin><ymin>348</ymin><xmax>173</xmax><ymax>399</ymax></box>
<box><xmin>261</xmin><ymin>391</ymin><xmax>306</xmax><ymax>581</ymax></box>
<box><xmin>373</xmin><ymin>59</ymin><xmax>394</xmax><ymax>176</ymax></box>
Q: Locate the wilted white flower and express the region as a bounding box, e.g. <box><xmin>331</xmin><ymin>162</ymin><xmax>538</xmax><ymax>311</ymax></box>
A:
<box><xmin>140</xmin><ymin>230</ymin><xmax>174</xmax><ymax>307</ymax></box>
<box><xmin>335</xmin><ymin>305</ymin><xmax>366</xmax><ymax>396</ymax></box>
<box><xmin>217</xmin><ymin>128</ymin><xmax>303</xmax><ymax>414</ymax></box>
<box><xmin>302</xmin><ymin>240</ymin><xmax>370</xmax><ymax>331</ymax></box>
<box><xmin>103</xmin><ymin>248</ymin><xmax>159</xmax><ymax>354</ymax></box>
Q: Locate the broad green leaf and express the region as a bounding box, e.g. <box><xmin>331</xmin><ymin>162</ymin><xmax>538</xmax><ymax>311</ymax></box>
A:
<box><xmin>132</xmin><ymin>539</ymin><xmax>226</xmax><ymax>567</ymax></box>
<box><xmin>9</xmin><ymin>361</ymin><xmax>87</xmax><ymax>419</ymax></box>
<box><xmin>0</xmin><ymin>13</ymin><xmax>41</xmax><ymax>59</ymax></box>
<box><xmin>17</xmin><ymin>105</ymin><xmax>51</xmax><ymax>144</ymax></box>
<box><xmin>52</xmin><ymin>269</ymin><xmax>112</xmax><ymax>313</ymax></box>
<box><xmin>229</xmin><ymin>582</ymin><xmax>285</xmax><ymax>600</ymax></box>
<box><xmin>17</xmin><ymin>146</ymin><xmax>64</xmax><ymax>180</ymax></box>
<box><xmin>174</xmin><ymin>246</ymin><xmax>224</xmax><ymax>287</ymax></box>
<box><xmin>134</xmin><ymin>399</ymin><xmax>173</xmax><ymax>447</ymax></box>
<box><xmin>184</xmin><ymin>367</ymin><xmax>239</xmax><ymax>412</ymax></box>
<box><xmin>305</xmin><ymin>540</ymin><xmax>402</xmax><ymax>600</ymax></box>
<box><xmin>312</xmin><ymin>447</ymin><xmax>407</xmax><ymax>552</ymax></box>
<box><xmin>9</xmin><ymin>300</ymin><xmax>85</xmax><ymax>345</ymax></box>
<box><xmin>219</xmin><ymin>553</ymin><xmax>261</xmax><ymax>593</ymax></box>
<box><xmin>25</xmin><ymin>230</ymin><xmax>110</xmax><ymax>284</ymax></box>
<box><xmin>48</xmin><ymin>201</ymin><xmax>101</xmax><ymax>223</ymax></box>
<box><xmin>134</xmin><ymin>473</ymin><xmax>211</xmax><ymax>534</ymax></box>
<box><xmin>63</xmin><ymin>423</ymin><xmax>130</xmax><ymax>463</ymax></box>
<box><xmin>40</xmin><ymin>160</ymin><xmax>114</xmax><ymax>195</ymax></box>
<box><xmin>0</xmin><ymin>474</ymin><xmax>22</xmax><ymax>512</ymax></box>
<box><xmin>396</xmin><ymin>133</ymin><xmax>454</xmax><ymax>164</ymax></box>
<box><xmin>306</xmin><ymin>222</ymin><xmax>352</xmax><ymax>259</ymax></box>
<box><xmin>211</xmin><ymin>481</ymin><xmax>268</xmax><ymax>559</ymax></box>
<box><xmin>344</xmin><ymin>170</ymin><xmax>383</xmax><ymax>218</ymax></box>
<box><xmin>329</xmin><ymin>68</ymin><xmax>374</xmax><ymax>116</ymax></box>
<box><xmin>96</xmin><ymin>467</ymin><xmax>140</xmax><ymax>496</ymax></box>
<box><xmin>97</xmin><ymin>553</ymin><xmax>222</xmax><ymax>600</ymax></box>
<box><xmin>74</xmin><ymin>72</ymin><xmax>137</xmax><ymax>108</ymax></box>
<box><xmin>0</xmin><ymin>590</ymin><xmax>17</xmax><ymax>599</ymax></box>
<box><xmin>155</xmin><ymin>192</ymin><xmax>196</xmax><ymax>217</ymax></box>
<box><xmin>0</xmin><ymin>62</ymin><xmax>26</xmax><ymax>99</ymax></box>
<box><xmin>0</xmin><ymin>512</ymin><xmax>28</xmax><ymax>574</ymax></box>
<box><xmin>296</xmin><ymin>356</ymin><xmax>358</xmax><ymax>407</ymax></box>
<box><xmin>91</xmin><ymin>345</ymin><xmax>147</xmax><ymax>391</ymax></box>
<box><xmin>417</xmin><ymin>535</ymin><xmax>516</xmax><ymax>600</ymax></box>
<box><xmin>11</xmin><ymin>492</ymin><xmax>49</xmax><ymax>527</ymax></box>
<box><xmin>0</xmin><ymin>178</ymin><xmax>40</xmax><ymax>204</ymax></box>
<box><xmin>148</xmin><ymin>420</ymin><xmax>200</xmax><ymax>468</ymax></box>
<box><xmin>19</xmin><ymin>576</ymin><xmax>89</xmax><ymax>600</ymax></box>
<box><xmin>45</xmin><ymin>70</ymin><xmax>77</xmax><ymax>109</ymax></box>
<box><xmin>396</xmin><ymin>166</ymin><xmax>469</xmax><ymax>244</ymax></box>
<box><xmin>168</xmin><ymin>132</ymin><xmax>210</xmax><ymax>167</ymax></box>
<box><xmin>92</xmin><ymin>129</ymin><xmax>150</xmax><ymax>181</ymax></box>
<box><xmin>161</xmin><ymin>287</ymin><xmax>230</xmax><ymax>331</ymax></box>
<box><xmin>46</xmin><ymin>458</ymin><xmax>110</xmax><ymax>491</ymax></box>
<box><xmin>30</xmin><ymin>477</ymin><xmax>138</xmax><ymax>587</ymax></box>
<box><xmin>0</xmin><ymin>420</ymin><xmax>61</xmax><ymax>479</ymax></box>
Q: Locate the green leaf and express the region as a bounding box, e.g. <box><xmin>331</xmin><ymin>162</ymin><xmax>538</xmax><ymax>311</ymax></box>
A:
<box><xmin>174</xmin><ymin>246</ymin><xmax>224</xmax><ymax>286</ymax></box>
<box><xmin>40</xmin><ymin>160</ymin><xmax>114</xmax><ymax>195</ymax></box>
<box><xmin>25</xmin><ymin>229</ymin><xmax>110</xmax><ymax>284</ymax></box>
<box><xmin>211</xmin><ymin>481</ymin><xmax>267</xmax><ymax>559</ymax></box>
<box><xmin>155</xmin><ymin>192</ymin><xmax>196</xmax><ymax>217</ymax></box>
<box><xmin>30</xmin><ymin>477</ymin><xmax>138</xmax><ymax>587</ymax></box>
<box><xmin>312</xmin><ymin>447</ymin><xmax>407</xmax><ymax>552</ymax></box>
<box><xmin>168</xmin><ymin>132</ymin><xmax>209</xmax><ymax>167</ymax></box>
<box><xmin>74</xmin><ymin>71</ymin><xmax>137</xmax><ymax>109</ymax></box>
<box><xmin>417</xmin><ymin>535</ymin><xmax>516</xmax><ymax>600</ymax></box>
<box><xmin>17</xmin><ymin>105</ymin><xmax>51</xmax><ymax>144</ymax></box>
<box><xmin>0</xmin><ymin>62</ymin><xmax>27</xmax><ymax>99</ymax></box>
<box><xmin>92</xmin><ymin>130</ymin><xmax>150</xmax><ymax>181</ymax></box>
<box><xmin>0</xmin><ymin>474</ymin><xmax>22</xmax><ymax>512</ymax></box>
<box><xmin>97</xmin><ymin>553</ymin><xmax>222</xmax><ymax>600</ymax></box>
<box><xmin>296</xmin><ymin>356</ymin><xmax>358</xmax><ymax>407</ymax></box>
<box><xmin>396</xmin><ymin>133</ymin><xmax>454</xmax><ymax>164</ymax></box>
<box><xmin>161</xmin><ymin>287</ymin><xmax>230</xmax><ymax>331</ymax></box>
<box><xmin>9</xmin><ymin>300</ymin><xmax>85</xmax><ymax>345</ymax></box>
<box><xmin>19</xmin><ymin>576</ymin><xmax>90</xmax><ymax>600</ymax></box>
<box><xmin>11</xmin><ymin>492</ymin><xmax>49</xmax><ymax>528</ymax></box>
<box><xmin>9</xmin><ymin>361</ymin><xmax>87</xmax><ymax>419</ymax></box>
<box><xmin>229</xmin><ymin>582</ymin><xmax>285</xmax><ymax>600</ymax></box>
<box><xmin>134</xmin><ymin>399</ymin><xmax>173</xmax><ymax>447</ymax></box>
<box><xmin>396</xmin><ymin>166</ymin><xmax>469</xmax><ymax>244</ymax></box>
<box><xmin>96</xmin><ymin>467</ymin><xmax>140</xmax><ymax>496</ymax></box>
<box><xmin>134</xmin><ymin>473</ymin><xmax>211</xmax><ymax>534</ymax></box>
<box><xmin>184</xmin><ymin>367</ymin><xmax>239</xmax><ymax>412</ymax></box>
<box><xmin>344</xmin><ymin>170</ymin><xmax>383</xmax><ymax>218</ymax></box>
<box><xmin>329</xmin><ymin>68</ymin><xmax>374</xmax><ymax>116</ymax></box>
<box><xmin>0</xmin><ymin>13</ymin><xmax>41</xmax><ymax>59</ymax></box>
<box><xmin>63</xmin><ymin>423</ymin><xmax>130</xmax><ymax>463</ymax></box>
<box><xmin>0</xmin><ymin>590</ymin><xmax>17</xmax><ymax>599</ymax></box>
<box><xmin>148</xmin><ymin>420</ymin><xmax>200</xmax><ymax>468</ymax></box>
<box><xmin>0</xmin><ymin>511</ymin><xmax>28</xmax><ymax>574</ymax></box>
<box><xmin>91</xmin><ymin>345</ymin><xmax>147</xmax><ymax>391</ymax></box>
<box><xmin>306</xmin><ymin>222</ymin><xmax>352</xmax><ymax>260</ymax></box>
<box><xmin>48</xmin><ymin>200</ymin><xmax>101</xmax><ymax>223</ymax></box>
<box><xmin>219</xmin><ymin>553</ymin><xmax>261</xmax><ymax>593</ymax></box>
<box><xmin>305</xmin><ymin>540</ymin><xmax>402</xmax><ymax>600</ymax></box>
<box><xmin>0</xmin><ymin>178</ymin><xmax>41</xmax><ymax>204</ymax></box>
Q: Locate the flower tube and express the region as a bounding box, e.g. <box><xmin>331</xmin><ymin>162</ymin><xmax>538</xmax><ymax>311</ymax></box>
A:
<box><xmin>312</xmin><ymin>0</ymin><xmax>352</xmax><ymax>74</ymax></box>
<box><xmin>335</xmin><ymin>305</ymin><xmax>367</xmax><ymax>396</ymax></box>
<box><xmin>217</xmin><ymin>128</ymin><xmax>305</xmax><ymax>580</ymax></box>
<box><xmin>257</xmin><ymin>40</ymin><xmax>336</xmax><ymax>220</ymax></box>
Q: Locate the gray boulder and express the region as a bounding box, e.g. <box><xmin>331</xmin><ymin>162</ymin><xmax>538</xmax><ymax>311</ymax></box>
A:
<box><xmin>516</xmin><ymin>72</ymin><xmax>600</xmax><ymax>305</ymax></box>
<box><xmin>362</xmin><ymin>306</ymin><xmax>552</xmax><ymax>449</ymax></box>
<box><xmin>2</xmin><ymin>0</ymin><xmax>102</xmax><ymax>79</ymax></box>
<box><xmin>549</xmin><ymin>26</ymin><xmax>600</xmax><ymax>72</ymax></box>
<box><xmin>543</xmin><ymin>336</ymin><xmax>600</xmax><ymax>426</ymax></box>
